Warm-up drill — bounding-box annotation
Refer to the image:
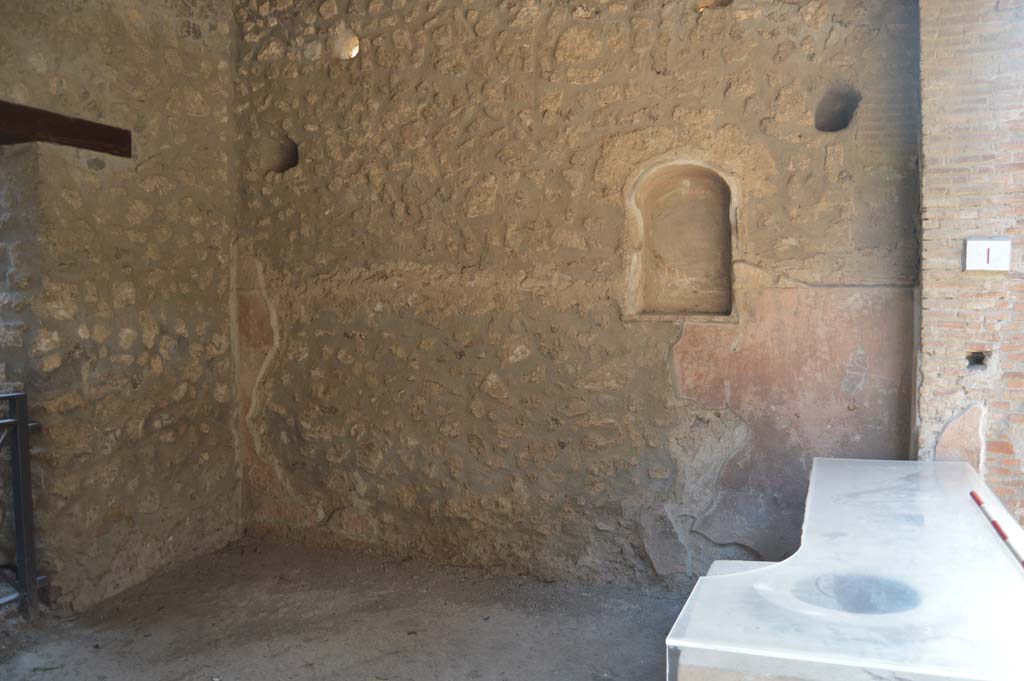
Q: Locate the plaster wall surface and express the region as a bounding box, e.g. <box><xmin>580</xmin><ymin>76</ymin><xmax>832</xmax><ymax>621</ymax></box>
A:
<box><xmin>234</xmin><ymin>0</ymin><xmax>921</xmax><ymax>585</ymax></box>
<box><xmin>0</xmin><ymin>0</ymin><xmax>241</xmax><ymax>610</ymax></box>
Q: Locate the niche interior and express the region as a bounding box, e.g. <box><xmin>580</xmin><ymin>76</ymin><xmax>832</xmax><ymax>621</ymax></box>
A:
<box><xmin>625</xmin><ymin>160</ymin><xmax>736</xmax><ymax>320</ymax></box>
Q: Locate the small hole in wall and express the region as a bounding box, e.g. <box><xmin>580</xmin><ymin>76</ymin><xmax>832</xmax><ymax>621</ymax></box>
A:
<box><xmin>258</xmin><ymin>134</ymin><xmax>299</xmax><ymax>174</ymax></box>
<box><xmin>966</xmin><ymin>351</ymin><xmax>989</xmax><ymax>371</ymax></box>
<box><xmin>814</xmin><ymin>85</ymin><xmax>862</xmax><ymax>132</ymax></box>
<box><xmin>329</xmin><ymin>23</ymin><xmax>360</xmax><ymax>60</ymax></box>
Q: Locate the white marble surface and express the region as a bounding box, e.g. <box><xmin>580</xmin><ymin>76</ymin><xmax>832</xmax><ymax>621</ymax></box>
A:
<box><xmin>667</xmin><ymin>459</ymin><xmax>1024</xmax><ymax>681</ymax></box>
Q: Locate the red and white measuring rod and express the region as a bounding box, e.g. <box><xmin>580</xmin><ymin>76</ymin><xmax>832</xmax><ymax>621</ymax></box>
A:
<box><xmin>970</xmin><ymin>490</ymin><xmax>1024</xmax><ymax>569</ymax></box>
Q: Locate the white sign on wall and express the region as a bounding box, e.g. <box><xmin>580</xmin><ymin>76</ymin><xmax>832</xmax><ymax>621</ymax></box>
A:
<box><xmin>964</xmin><ymin>238</ymin><xmax>1012</xmax><ymax>271</ymax></box>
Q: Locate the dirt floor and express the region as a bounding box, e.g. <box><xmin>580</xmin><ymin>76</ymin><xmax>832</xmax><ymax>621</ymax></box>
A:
<box><xmin>0</xmin><ymin>540</ymin><xmax>680</xmax><ymax>681</ymax></box>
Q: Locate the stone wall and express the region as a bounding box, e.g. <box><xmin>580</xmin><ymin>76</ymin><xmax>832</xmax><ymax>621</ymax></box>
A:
<box><xmin>234</xmin><ymin>0</ymin><xmax>921</xmax><ymax>586</ymax></box>
<box><xmin>0</xmin><ymin>0</ymin><xmax>241</xmax><ymax>610</ymax></box>
<box><xmin>0</xmin><ymin>146</ymin><xmax>41</xmax><ymax>569</ymax></box>
<box><xmin>918</xmin><ymin>1</ymin><xmax>1024</xmax><ymax>519</ymax></box>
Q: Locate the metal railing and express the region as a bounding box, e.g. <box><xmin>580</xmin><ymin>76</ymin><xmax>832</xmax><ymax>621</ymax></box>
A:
<box><xmin>0</xmin><ymin>392</ymin><xmax>44</xmax><ymax>618</ymax></box>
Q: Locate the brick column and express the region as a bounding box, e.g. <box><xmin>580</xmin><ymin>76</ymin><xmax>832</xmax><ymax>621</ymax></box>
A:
<box><xmin>919</xmin><ymin>0</ymin><xmax>1024</xmax><ymax>518</ymax></box>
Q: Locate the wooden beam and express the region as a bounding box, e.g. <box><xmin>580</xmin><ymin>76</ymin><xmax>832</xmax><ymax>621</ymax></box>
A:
<box><xmin>0</xmin><ymin>100</ymin><xmax>132</xmax><ymax>158</ymax></box>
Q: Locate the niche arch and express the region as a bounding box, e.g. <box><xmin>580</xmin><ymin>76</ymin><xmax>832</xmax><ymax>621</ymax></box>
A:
<box><xmin>623</xmin><ymin>157</ymin><xmax>738</xmax><ymax>321</ymax></box>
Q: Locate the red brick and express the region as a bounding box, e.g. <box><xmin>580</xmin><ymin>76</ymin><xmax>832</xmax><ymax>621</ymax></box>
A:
<box><xmin>986</xmin><ymin>441</ymin><xmax>1016</xmax><ymax>455</ymax></box>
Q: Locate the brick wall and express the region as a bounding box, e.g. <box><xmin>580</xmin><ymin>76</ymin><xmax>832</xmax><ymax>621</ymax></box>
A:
<box><xmin>919</xmin><ymin>0</ymin><xmax>1024</xmax><ymax>519</ymax></box>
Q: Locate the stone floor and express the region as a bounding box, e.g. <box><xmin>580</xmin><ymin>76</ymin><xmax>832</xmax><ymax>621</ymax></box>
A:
<box><xmin>1</xmin><ymin>540</ymin><xmax>680</xmax><ymax>681</ymax></box>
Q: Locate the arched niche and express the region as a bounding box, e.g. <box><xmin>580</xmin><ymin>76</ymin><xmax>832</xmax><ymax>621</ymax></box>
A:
<box><xmin>624</xmin><ymin>160</ymin><xmax>736</xmax><ymax>319</ymax></box>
